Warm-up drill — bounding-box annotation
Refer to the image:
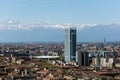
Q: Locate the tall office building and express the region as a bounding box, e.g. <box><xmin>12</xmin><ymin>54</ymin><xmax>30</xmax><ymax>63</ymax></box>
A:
<box><xmin>76</xmin><ymin>52</ymin><xmax>89</xmax><ymax>66</ymax></box>
<box><xmin>64</xmin><ymin>28</ymin><xmax>76</xmax><ymax>62</ymax></box>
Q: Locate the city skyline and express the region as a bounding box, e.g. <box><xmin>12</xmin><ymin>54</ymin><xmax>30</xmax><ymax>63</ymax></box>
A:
<box><xmin>0</xmin><ymin>1</ymin><xmax>120</xmax><ymax>80</ymax></box>
<box><xmin>0</xmin><ymin>0</ymin><xmax>120</xmax><ymax>24</ymax></box>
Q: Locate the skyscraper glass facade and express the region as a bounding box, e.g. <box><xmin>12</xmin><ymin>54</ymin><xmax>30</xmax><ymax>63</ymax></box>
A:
<box><xmin>64</xmin><ymin>28</ymin><xmax>76</xmax><ymax>62</ymax></box>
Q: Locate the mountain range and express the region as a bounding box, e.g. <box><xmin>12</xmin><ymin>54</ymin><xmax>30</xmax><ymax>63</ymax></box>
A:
<box><xmin>0</xmin><ymin>20</ymin><xmax>120</xmax><ymax>42</ymax></box>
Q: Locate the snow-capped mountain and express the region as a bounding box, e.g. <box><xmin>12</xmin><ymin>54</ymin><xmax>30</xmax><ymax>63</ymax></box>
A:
<box><xmin>0</xmin><ymin>19</ymin><xmax>97</xmax><ymax>30</ymax></box>
<box><xmin>0</xmin><ymin>20</ymin><xmax>120</xmax><ymax>42</ymax></box>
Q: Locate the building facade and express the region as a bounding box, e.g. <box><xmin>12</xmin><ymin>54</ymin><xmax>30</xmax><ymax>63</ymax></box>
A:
<box><xmin>76</xmin><ymin>52</ymin><xmax>89</xmax><ymax>66</ymax></box>
<box><xmin>93</xmin><ymin>51</ymin><xmax>116</xmax><ymax>68</ymax></box>
<box><xmin>64</xmin><ymin>28</ymin><xmax>76</xmax><ymax>62</ymax></box>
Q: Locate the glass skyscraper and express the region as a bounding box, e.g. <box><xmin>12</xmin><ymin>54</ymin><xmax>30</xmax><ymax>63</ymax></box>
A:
<box><xmin>64</xmin><ymin>28</ymin><xmax>76</xmax><ymax>62</ymax></box>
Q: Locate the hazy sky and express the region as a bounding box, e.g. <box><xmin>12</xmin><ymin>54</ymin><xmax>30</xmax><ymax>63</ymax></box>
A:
<box><xmin>0</xmin><ymin>0</ymin><xmax>120</xmax><ymax>24</ymax></box>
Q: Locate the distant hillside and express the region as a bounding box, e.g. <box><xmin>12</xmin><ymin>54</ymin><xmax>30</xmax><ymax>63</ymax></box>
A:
<box><xmin>0</xmin><ymin>20</ymin><xmax>120</xmax><ymax>42</ymax></box>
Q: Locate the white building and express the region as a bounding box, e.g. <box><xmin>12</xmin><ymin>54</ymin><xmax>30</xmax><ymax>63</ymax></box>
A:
<box><xmin>100</xmin><ymin>58</ymin><xmax>114</xmax><ymax>68</ymax></box>
<box><xmin>94</xmin><ymin>57</ymin><xmax>115</xmax><ymax>68</ymax></box>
